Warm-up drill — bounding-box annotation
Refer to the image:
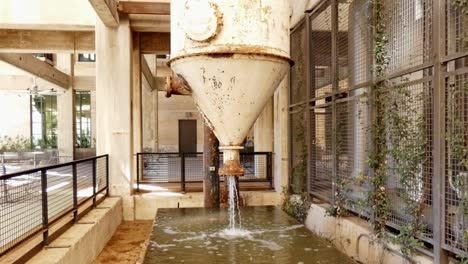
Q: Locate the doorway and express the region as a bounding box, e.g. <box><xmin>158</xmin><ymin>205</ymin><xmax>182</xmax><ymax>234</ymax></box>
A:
<box><xmin>178</xmin><ymin>120</ymin><xmax>197</xmax><ymax>153</ymax></box>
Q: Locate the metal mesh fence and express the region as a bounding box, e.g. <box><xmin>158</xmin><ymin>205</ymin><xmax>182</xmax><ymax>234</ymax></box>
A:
<box><xmin>291</xmin><ymin>0</ymin><xmax>468</xmax><ymax>258</ymax></box>
<box><xmin>47</xmin><ymin>165</ymin><xmax>73</xmax><ymax>220</ymax></box>
<box><xmin>138</xmin><ymin>153</ymin><xmax>272</xmax><ymax>185</ymax></box>
<box><xmin>444</xmin><ymin>68</ymin><xmax>468</xmax><ymax>253</ymax></box>
<box><xmin>290</xmin><ymin>108</ymin><xmax>308</xmax><ymax>194</ymax></box>
<box><xmin>310</xmin><ymin>1</ymin><xmax>333</xmax><ymax>99</ymax></box>
<box><xmin>0</xmin><ymin>172</ymin><xmax>42</xmax><ymax>255</ymax></box>
<box><xmin>336</xmin><ymin>91</ymin><xmax>370</xmax><ymax>216</ymax></box>
<box><xmin>290</xmin><ymin>20</ymin><xmax>307</xmax><ymax>105</ymax></box>
<box><xmin>446</xmin><ymin>3</ymin><xmax>468</xmax><ymax>56</ymax></box>
<box><xmin>384</xmin><ymin>0</ymin><xmax>432</xmax><ymax>75</ymax></box>
<box><xmin>381</xmin><ymin>75</ymin><xmax>434</xmax><ymax>240</ymax></box>
<box><xmin>0</xmin><ymin>155</ymin><xmax>108</xmax><ymax>256</ymax></box>
<box><xmin>309</xmin><ymin>105</ymin><xmax>333</xmax><ymax>202</ymax></box>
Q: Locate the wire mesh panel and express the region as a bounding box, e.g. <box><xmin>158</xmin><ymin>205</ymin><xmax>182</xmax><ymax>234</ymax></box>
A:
<box><xmin>239</xmin><ymin>153</ymin><xmax>269</xmax><ymax>181</ymax></box>
<box><xmin>444</xmin><ymin>67</ymin><xmax>468</xmax><ymax>253</ymax></box>
<box><xmin>309</xmin><ymin>105</ymin><xmax>333</xmax><ymax>201</ymax></box>
<box><xmin>310</xmin><ymin>1</ymin><xmax>333</xmax><ymax>98</ymax></box>
<box><xmin>96</xmin><ymin>156</ymin><xmax>107</xmax><ymax>192</ymax></box>
<box><xmin>347</xmin><ymin>0</ymin><xmax>372</xmax><ymax>88</ymax></box>
<box><xmin>46</xmin><ymin>165</ymin><xmax>73</xmax><ymax>220</ymax></box>
<box><xmin>290</xmin><ymin>108</ymin><xmax>308</xmax><ymax>194</ymax></box>
<box><xmin>381</xmin><ymin>75</ymin><xmax>434</xmax><ymax>239</ymax></box>
<box><xmin>384</xmin><ymin>0</ymin><xmax>432</xmax><ymax>75</ymax></box>
<box><xmin>336</xmin><ymin>91</ymin><xmax>370</xmax><ymax>216</ymax></box>
<box><xmin>141</xmin><ymin>153</ymin><xmax>182</xmax><ymax>183</ymax></box>
<box><xmin>337</xmin><ymin>0</ymin><xmax>351</xmax><ymax>91</ymax></box>
<box><xmin>0</xmin><ymin>172</ymin><xmax>42</xmax><ymax>255</ymax></box>
<box><xmin>290</xmin><ymin>20</ymin><xmax>307</xmax><ymax>105</ymax></box>
<box><xmin>76</xmin><ymin>160</ymin><xmax>93</xmax><ymax>202</ymax></box>
<box><xmin>446</xmin><ymin>2</ymin><xmax>468</xmax><ymax>56</ymax></box>
<box><xmin>184</xmin><ymin>154</ymin><xmax>203</xmax><ymax>182</ymax></box>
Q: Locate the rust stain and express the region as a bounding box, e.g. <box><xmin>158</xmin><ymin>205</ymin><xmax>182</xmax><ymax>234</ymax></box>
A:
<box><xmin>219</xmin><ymin>160</ymin><xmax>245</xmax><ymax>176</ymax></box>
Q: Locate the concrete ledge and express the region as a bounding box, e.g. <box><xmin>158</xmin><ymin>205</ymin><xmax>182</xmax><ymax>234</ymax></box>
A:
<box><xmin>27</xmin><ymin>197</ymin><xmax>122</xmax><ymax>264</ymax></box>
<box><xmin>305</xmin><ymin>203</ymin><xmax>433</xmax><ymax>264</ymax></box>
<box><xmin>134</xmin><ymin>191</ymin><xmax>278</xmax><ymax>220</ymax></box>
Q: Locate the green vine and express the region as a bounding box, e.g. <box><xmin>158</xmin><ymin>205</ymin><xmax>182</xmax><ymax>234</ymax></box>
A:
<box><xmin>367</xmin><ymin>0</ymin><xmax>390</xmax><ymax>239</ymax></box>
<box><xmin>290</xmin><ymin>107</ymin><xmax>308</xmax><ymax>194</ymax></box>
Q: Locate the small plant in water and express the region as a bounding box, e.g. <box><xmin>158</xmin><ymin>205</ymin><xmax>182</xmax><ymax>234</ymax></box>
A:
<box><xmin>281</xmin><ymin>188</ymin><xmax>310</xmax><ymax>223</ymax></box>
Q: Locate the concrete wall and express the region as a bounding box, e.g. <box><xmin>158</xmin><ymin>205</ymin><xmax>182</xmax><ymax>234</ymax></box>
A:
<box><xmin>0</xmin><ymin>94</ymin><xmax>30</xmax><ymax>138</ymax></box>
<box><xmin>0</xmin><ymin>0</ymin><xmax>95</xmax><ymax>30</ymax></box>
<box><xmin>304</xmin><ymin>203</ymin><xmax>434</xmax><ymax>264</ymax></box>
<box><xmin>27</xmin><ymin>198</ymin><xmax>122</xmax><ymax>264</ymax></box>
<box><xmin>157</xmin><ymin>92</ymin><xmax>204</xmax><ymax>152</ymax></box>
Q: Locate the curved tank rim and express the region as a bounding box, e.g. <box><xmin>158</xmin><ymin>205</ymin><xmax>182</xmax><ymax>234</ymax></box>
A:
<box><xmin>168</xmin><ymin>50</ymin><xmax>294</xmax><ymax>67</ymax></box>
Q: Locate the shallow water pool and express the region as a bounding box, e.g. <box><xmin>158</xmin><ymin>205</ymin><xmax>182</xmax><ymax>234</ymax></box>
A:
<box><xmin>143</xmin><ymin>206</ymin><xmax>354</xmax><ymax>264</ymax></box>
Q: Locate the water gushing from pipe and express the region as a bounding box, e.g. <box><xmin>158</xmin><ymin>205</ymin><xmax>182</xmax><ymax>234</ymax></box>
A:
<box><xmin>227</xmin><ymin>176</ymin><xmax>242</xmax><ymax>231</ymax></box>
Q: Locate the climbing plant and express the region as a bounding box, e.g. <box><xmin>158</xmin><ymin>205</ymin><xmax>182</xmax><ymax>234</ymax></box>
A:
<box><xmin>366</xmin><ymin>0</ymin><xmax>390</xmax><ymax>239</ymax></box>
<box><xmin>290</xmin><ymin>107</ymin><xmax>308</xmax><ymax>194</ymax></box>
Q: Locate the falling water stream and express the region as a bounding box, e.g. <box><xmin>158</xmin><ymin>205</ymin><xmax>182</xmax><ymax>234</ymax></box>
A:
<box><xmin>227</xmin><ymin>176</ymin><xmax>242</xmax><ymax>232</ymax></box>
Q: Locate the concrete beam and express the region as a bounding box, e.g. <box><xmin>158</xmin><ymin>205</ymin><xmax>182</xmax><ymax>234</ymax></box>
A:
<box><xmin>0</xmin><ymin>53</ymin><xmax>70</xmax><ymax>89</ymax></box>
<box><xmin>89</xmin><ymin>0</ymin><xmax>119</xmax><ymax>27</ymax></box>
<box><xmin>130</xmin><ymin>14</ymin><xmax>170</xmax><ymax>32</ymax></box>
<box><xmin>140</xmin><ymin>32</ymin><xmax>170</xmax><ymax>54</ymax></box>
<box><xmin>141</xmin><ymin>55</ymin><xmax>155</xmax><ymax>91</ymax></box>
<box><xmin>118</xmin><ymin>1</ymin><xmax>170</xmax><ymax>15</ymax></box>
<box><xmin>0</xmin><ymin>30</ymin><xmax>94</xmax><ymax>53</ymax></box>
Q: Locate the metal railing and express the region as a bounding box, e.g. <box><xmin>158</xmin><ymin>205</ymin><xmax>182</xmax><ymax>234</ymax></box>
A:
<box><xmin>136</xmin><ymin>152</ymin><xmax>273</xmax><ymax>192</ymax></box>
<box><xmin>0</xmin><ymin>155</ymin><xmax>109</xmax><ymax>258</ymax></box>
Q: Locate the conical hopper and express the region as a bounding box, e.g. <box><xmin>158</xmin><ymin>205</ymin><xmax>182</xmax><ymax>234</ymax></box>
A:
<box><xmin>169</xmin><ymin>0</ymin><xmax>291</xmax><ymax>176</ymax></box>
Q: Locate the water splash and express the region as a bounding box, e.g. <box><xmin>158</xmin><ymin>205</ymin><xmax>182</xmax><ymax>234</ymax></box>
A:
<box><xmin>227</xmin><ymin>175</ymin><xmax>242</xmax><ymax>231</ymax></box>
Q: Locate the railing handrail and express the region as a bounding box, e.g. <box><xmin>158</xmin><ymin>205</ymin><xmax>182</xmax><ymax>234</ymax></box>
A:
<box><xmin>0</xmin><ymin>154</ymin><xmax>109</xmax><ymax>180</ymax></box>
<box><xmin>0</xmin><ymin>154</ymin><xmax>109</xmax><ymax>259</ymax></box>
<box><xmin>136</xmin><ymin>151</ymin><xmax>272</xmax><ymax>155</ymax></box>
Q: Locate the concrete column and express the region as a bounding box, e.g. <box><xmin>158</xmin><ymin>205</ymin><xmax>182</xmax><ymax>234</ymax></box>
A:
<box><xmin>254</xmin><ymin>97</ymin><xmax>273</xmax><ymax>179</ymax></box>
<box><xmin>95</xmin><ymin>15</ymin><xmax>134</xmax><ymax>219</ymax></box>
<box><xmin>273</xmin><ymin>77</ymin><xmax>289</xmax><ymax>199</ymax></box>
<box><xmin>56</xmin><ymin>53</ymin><xmax>75</xmax><ymax>162</ymax></box>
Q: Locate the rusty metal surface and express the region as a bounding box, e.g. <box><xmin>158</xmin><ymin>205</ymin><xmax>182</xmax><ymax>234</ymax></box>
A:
<box><xmin>219</xmin><ymin>160</ymin><xmax>245</xmax><ymax>176</ymax></box>
<box><xmin>164</xmin><ymin>74</ymin><xmax>191</xmax><ymax>97</ymax></box>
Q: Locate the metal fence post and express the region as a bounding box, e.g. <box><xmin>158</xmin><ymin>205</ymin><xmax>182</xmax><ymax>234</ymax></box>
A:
<box><xmin>181</xmin><ymin>153</ymin><xmax>186</xmax><ymax>193</ymax></box>
<box><xmin>72</xmin><ymin>163</ymin><xmax>78</xmax><ymax>222</ymax></box>
<box><xmin>40</xmin><ymin>169</ymin><xmax>49</xmax><ymax>245</ymax></box>
<box><xmin>136</xmin><ymin>153</ymin><xmax>140</xmax><ymax>192</ymax></box>
<box><xmin>267</xmin><ymin>153</ymin><xmax>273</xmax><ymax>189</ymax></box>
<box><xmin>106</xmin><ymin>155</ymin><xmax>109</xmax><ymax>196</ymax></box>
<box><xmin>92</xmin><ymin>158</ymin><xmax>96</xmax><ymax>207</ymax></box>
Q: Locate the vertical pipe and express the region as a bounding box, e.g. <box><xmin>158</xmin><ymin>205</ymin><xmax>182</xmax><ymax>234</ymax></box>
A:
<box><xmin>432</xmin><ymin>0</ymin><xmax>449</xmax><ymax>262</ymax></box>
<box><xmin>203</xmin><ymin>124</ymin><xmax>220</xmax><ymax>208</ymax></box>
<box><xmin>41</xmin><ymin>169</ymin><xmax>48</xmax><ymax>245</ymax></box>
<box><xmin>181</xmin><ymin>153</ymin><xmax>186</xmax><ymax>193</ymax></box>
<box><xmin>72</xmin><ymin>163</ymin><xmax>78</xmax><ymax>222</ymax></box>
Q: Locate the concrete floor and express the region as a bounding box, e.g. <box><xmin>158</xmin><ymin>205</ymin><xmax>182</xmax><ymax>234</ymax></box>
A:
<box><xmin>93</xmin><ymin>220</ymin><xmax>153</xmax><ymax>264</ymax></box>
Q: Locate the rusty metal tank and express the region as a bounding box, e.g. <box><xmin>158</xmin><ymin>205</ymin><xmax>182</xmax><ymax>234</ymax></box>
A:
<box><xmin>168</xmin><ymin>0</ymin><xmax>291</xmax><ymax>176</ymax></box>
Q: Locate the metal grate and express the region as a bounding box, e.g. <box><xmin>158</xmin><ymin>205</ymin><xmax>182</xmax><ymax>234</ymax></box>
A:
<box><xmin>47</xmin><ymin>165</ymin><xmax>73</xmax><ymax>220</ymax></box>
<box><xmin>0</xmin><ymin>172</ymin><xmax>42</xmax><ymax>255</ymax></box>
<box><xmin>384</xmin><ymin>0</ymin><xmax>432</xmax><ymax>75</ymax></box>
<box><xmin>290</xmin><ymin>20</ymin><xmax>307</xmax><ymax>105</ymax></box>
<box><xmin>444</xmin><ymin>68</ymin><xmax>468</xmax><ymax>253</ymax></box>
<box><xmin>446</xmin><ymin>3</ymin><xmax>468</xmax><ymax>56</ymax></box>
<box><xmin>309</xmin><ymin>105</ymin><xmax>333</xmax><ymax>202</ymax></box>
<box><xmin>0</xmin><ymin>155</ymin><xmax>108</xmax><ymax>256</ymax></box>
<box><xmin>290</xmin><ymin>108</ymin><xmax>308</xmax><ymax>194</ymax></box>
<box><xmin>381</xmin><ymin>75</ymin><xmax>434</xmax><ymax>240</ymax></box>
<box><xmin>336</xmin><ymin>91</ymin><xmax>370</xmax><ymax>216</ymax></box>
<box><xmin>347</xmin><ymin>0</ymin><xmax>372</xmax><ymax>87</ymax></box>
<box><xmin>310</xmin><ymin>1</ymin><xmax>333</xmax><ymax>99</ymax></box>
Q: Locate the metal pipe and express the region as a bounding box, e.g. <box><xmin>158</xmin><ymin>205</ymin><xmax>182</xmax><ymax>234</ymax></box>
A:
<box><xmin>203</xmin><ymin>124</ymin><xmax>220</xmax><ymax>207</ymax></box>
